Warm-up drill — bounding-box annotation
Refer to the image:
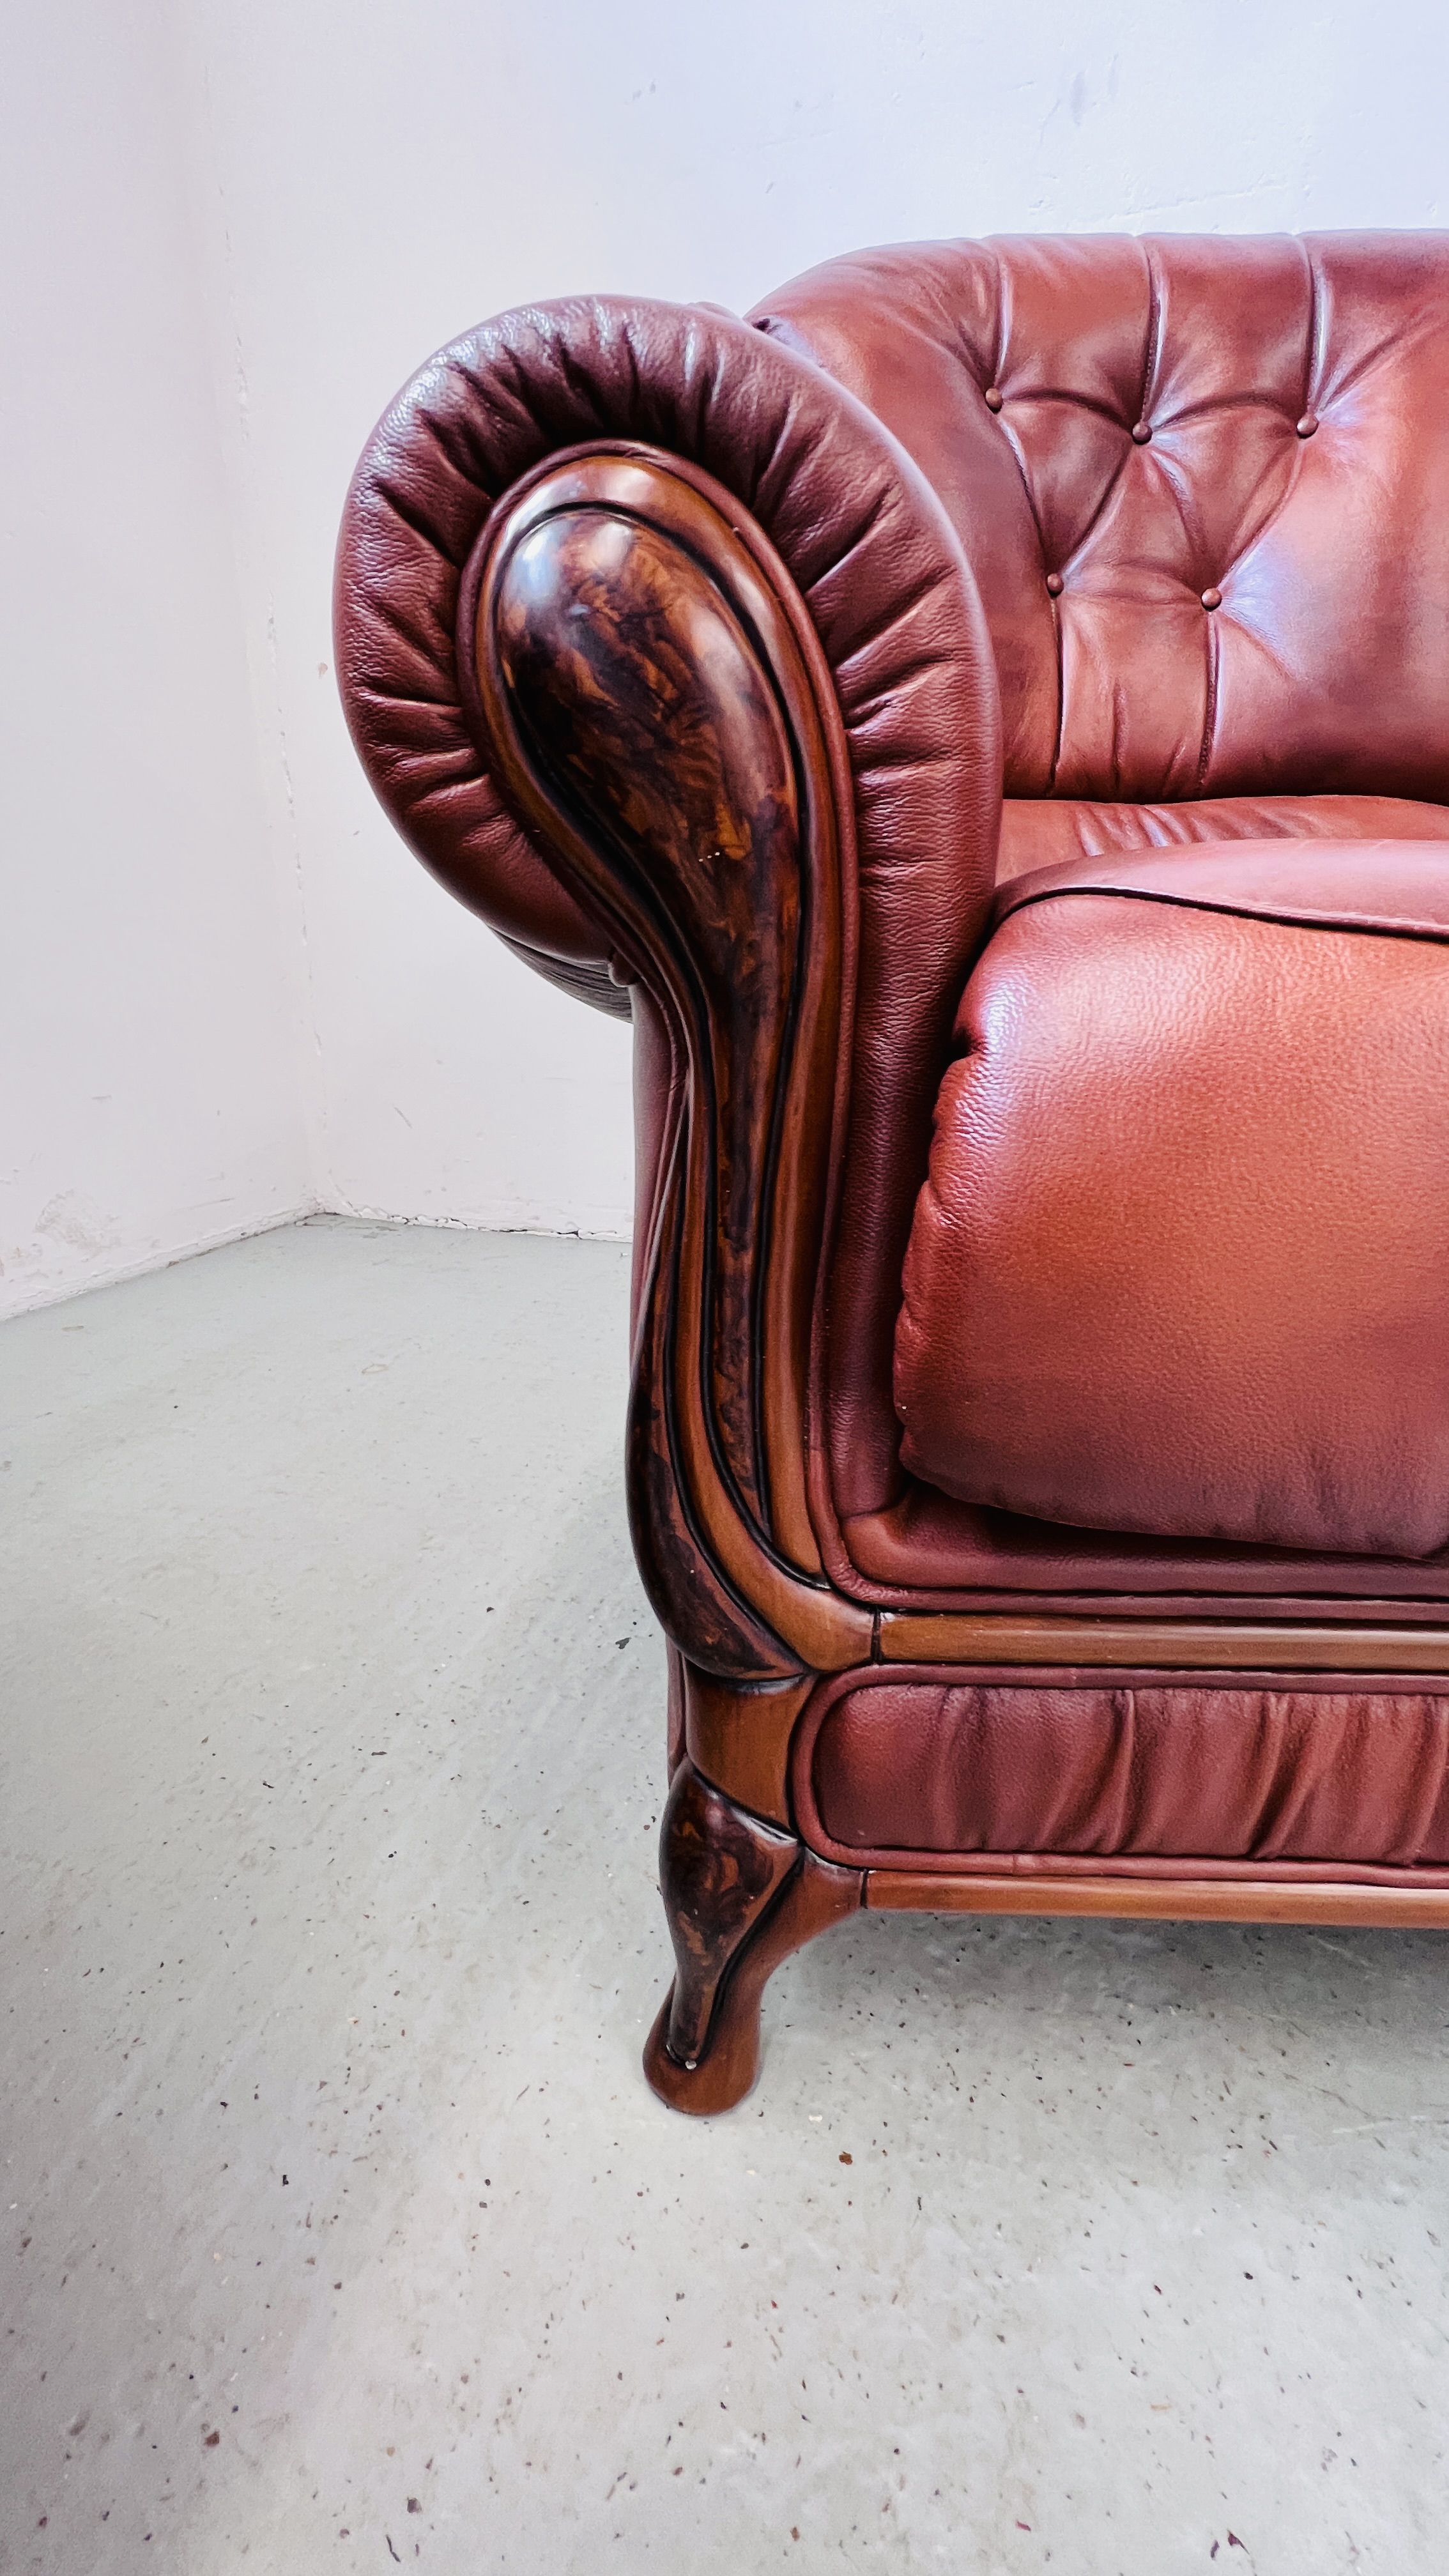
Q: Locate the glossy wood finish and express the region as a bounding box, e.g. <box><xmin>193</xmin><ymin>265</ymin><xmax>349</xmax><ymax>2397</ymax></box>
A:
<box><xmin>466</xmin><ymin>446</ymin><xmax>870</xmax><ymax>1683</ymax></box>
<box><xmin>654</xmin><ymin>1761</ymin><xmax>797</xmax><ymax>2065</ymax></box>
<box><xmin>877</xmin><ymin>1613</ymin><xmax>1449</xmax><ymax>1671</ymax></box>
<box><xmin>682</xmin><ymin>1664</ymin><xmax>809</xmax><ymax>1828</ymax></box>
<box><xmin>866</xmin><ymin>1871</ymin><xmax>1449</xmax><ymax>1926</ymax></box>
<box><xmin>639</xmin><ymin>1772</ymin><xmax>855</xmax><ymax>2112</ymax></box>
<box><xmin>645</xmin><ymin>1761</ymin><xmax>862</xmax><ymax>2114</ymax></box>
<box><xmin>664</xmin><ymin>1638</ymin><xmax>687</xmax><ymax>1779</ymax></box>
<box><xmin>466</xmin><ymin>448</ymin><xmax>875</xmax><ymax>2113</ymax></box>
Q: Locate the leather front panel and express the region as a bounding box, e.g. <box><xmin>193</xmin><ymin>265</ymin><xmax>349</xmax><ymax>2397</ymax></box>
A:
<box><xmin>896</xmin><ymin>844</ymin><xmax>1449</xmax><ymax>1559</ymax></box>
<box><xmin>798</xmin><ymin>1671</ymin><xmax>1449</xmax><ymax>1871</ymax></box>
<box><xmin>755</xmin><ymin>233</ymin><xmax>1449</xmax><ymax>806</ymax></box>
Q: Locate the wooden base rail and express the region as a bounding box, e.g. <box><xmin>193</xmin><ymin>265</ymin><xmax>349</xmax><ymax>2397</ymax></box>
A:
<box><xmin>865</xmin><ymin>1872</ymin><xmax>1449</xmax><ymax>1926</ymax></box>
<box><xmin>876</xmin><ymin>1614</ymin><xmax>1449</xmax><ymax>1671</ymax></box>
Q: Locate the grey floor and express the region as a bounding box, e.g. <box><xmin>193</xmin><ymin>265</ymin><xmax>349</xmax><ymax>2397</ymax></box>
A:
<box><xmin>3</xmin><ymin>1220</ymin><xmax>1448</xmax><ymax>2574</ymax></box>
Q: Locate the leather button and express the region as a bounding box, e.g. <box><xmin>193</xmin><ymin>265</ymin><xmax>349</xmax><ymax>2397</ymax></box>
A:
<box><xmin>1131</xmin><ymin>420</ymin><xmax>1153</xmax><ymax>444</ymax></box>
<box><xmin>984</xmin><ymin>385</ymin><xmax>1004</xmax><ymax>412</ymax></box>
<box><xmin>1296</xmin><ymin>411</ymin><xmax>1319</xmax><ymax>438</ymax></box>
<box><xmin>1201</xmin><ymin>586</ymin><xmax>1223</xmax><ymax>611</ymax></box>
<box><xmin>1045</xmin><ymin>571</ymin><xmax>1064</xmax><ymax>597</ymax></box>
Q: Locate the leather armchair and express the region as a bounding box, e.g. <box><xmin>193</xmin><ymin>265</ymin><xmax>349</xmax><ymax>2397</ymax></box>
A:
<box><xmin>337</xmin><ymin>233</ymin><xmax>1449</xmax><ymax>2112</ymax></box>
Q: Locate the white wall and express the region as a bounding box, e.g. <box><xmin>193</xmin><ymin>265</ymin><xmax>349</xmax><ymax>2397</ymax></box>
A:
<box><xmin>0</xmin><ymin>1</ymin><xmax>314</xmax><ymax>1320</ymax></box>
<box><xmin>10</xmin><ymin>1</ymin><xmax>1449</xmax><ymax>1305</ymax></box>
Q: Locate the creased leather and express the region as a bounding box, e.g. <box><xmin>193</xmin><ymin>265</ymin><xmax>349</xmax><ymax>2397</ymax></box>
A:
<box><xmin>896</xmin><ymin>839</ymin><xmax>1449</xmax><ymax>1558</ymax></box>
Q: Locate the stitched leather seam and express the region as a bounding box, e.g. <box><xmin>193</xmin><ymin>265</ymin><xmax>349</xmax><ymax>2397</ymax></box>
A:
<box><xmin>996</xmin><ymin>881</ymin><xmax>1449</xmax><ymax>946</ymax></box>
<box><xmin>1198</xmin><ymin>604</ymin><xmax>1220</xmax><ymax>793</ymax></box>
<box><xmin>1136</xmin><ymin>249</ymin><xmax>1180</xmax><ymax>795</ymax></box>
<box><xmin>1301</xmin><ymin>233</ymin><xmax>1324</xmax><ymax>424</ymax></box>
<box><xmin>1180</xmin><ymin>246</ymin><xmax>1322</xmax><ymax>705</ymax></box>
<box><xmin>1139</xmin><ymin>236</ymin><xmax>1165</xmax><ymax>440</ymax></box>
<box><xmin>988</xmin><ymin>239</ymin><xmax>1011</xmax><ymax>410</ymax></box>
<box><xmin>986</xmin><ymin>245</ymin><xmax>1068</xmax><ymax>795</ymax></box>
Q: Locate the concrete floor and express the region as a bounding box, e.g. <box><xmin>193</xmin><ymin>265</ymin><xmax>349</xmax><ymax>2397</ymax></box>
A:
<box><xmin>3</xmin><ymin>1219</ymin><xmax>1449</xmax><ymax>2573</ymax></box>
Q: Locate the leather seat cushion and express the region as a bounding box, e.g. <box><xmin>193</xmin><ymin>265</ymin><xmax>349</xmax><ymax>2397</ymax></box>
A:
<box><xmin>895</xmin><ymin>838</ymin><xmax>1449</xmax><ymax>1559</ymax></box>
<box><xmin>793</xmin><ymin>1669</ymin><xmax>1449</xmax><ymax>1871</ymax></box>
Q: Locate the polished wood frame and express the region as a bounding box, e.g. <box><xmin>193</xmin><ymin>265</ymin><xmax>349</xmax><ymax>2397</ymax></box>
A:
<box><xmin>465</xmin><ymin>443</ymin><xmax>1449</xmax><ymax>2114</ymax></box>
<box><xmin>878</xmin><ymin>1614</ymin><xmax>1449</xmax><ymax>1668</ymax></box>
<box><xmin>866</xmin><ymin>1873</ymin><xmax>1449</xmax><ymax>1923</ymax></box>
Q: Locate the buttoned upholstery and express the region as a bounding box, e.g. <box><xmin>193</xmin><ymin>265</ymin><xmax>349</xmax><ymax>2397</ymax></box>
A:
<box><xmin>753</xmin><ymin>233</ymin><xmax>1449</xmax><ymax>805</ymax></box>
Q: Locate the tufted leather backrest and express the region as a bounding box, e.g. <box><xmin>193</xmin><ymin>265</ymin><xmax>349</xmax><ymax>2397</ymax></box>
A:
<box><xmin>752</xmin><ymin>234</ymin><xmax>1449</xmax><ymax>804</ymax></box>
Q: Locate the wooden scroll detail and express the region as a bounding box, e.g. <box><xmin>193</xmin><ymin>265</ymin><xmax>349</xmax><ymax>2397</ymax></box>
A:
<box><xmin>643</xmin><ymin>1760</ymin><xmax>862</xmax><ymax>2114</ymax></box>
<box><xmin>465</xmin><ymin>447</ymin><xmax>871</xmax><ymax>1683</ymax></box>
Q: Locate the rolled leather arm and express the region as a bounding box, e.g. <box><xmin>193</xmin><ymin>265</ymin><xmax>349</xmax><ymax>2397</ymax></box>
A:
<box><xmin>334</xmin><ymin>291</ymin><xmax>998</xmax><ymax>998</ymax></box>
<box><xmin>335</xmin><ymin>296</ymin><xmax>1000</xmax><ymax>1670</ymax></box>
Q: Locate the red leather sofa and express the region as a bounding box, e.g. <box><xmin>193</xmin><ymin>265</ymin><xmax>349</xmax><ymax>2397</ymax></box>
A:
<box><xmin>337</xmin><ymin>234</ymin><xmax>1449</xmax><ymax>2110</ymax></box>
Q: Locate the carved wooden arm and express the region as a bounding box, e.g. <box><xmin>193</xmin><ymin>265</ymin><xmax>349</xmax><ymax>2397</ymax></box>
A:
<box><xmin>469</xmin><ymin>442</ymin><xmax>853</xmax><ymax>1683</ymax></box>
<box><xmin>336</xmin><ymin>296</ymin><xmax>999</xmax><ymax>1687</ymax></box>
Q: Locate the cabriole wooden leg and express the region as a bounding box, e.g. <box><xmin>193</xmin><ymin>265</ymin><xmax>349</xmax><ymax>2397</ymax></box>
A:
<box><xmin>643</xmin><ymin>1758</ymin><xmax>862</xmax><ymax>2114</ymax></box>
